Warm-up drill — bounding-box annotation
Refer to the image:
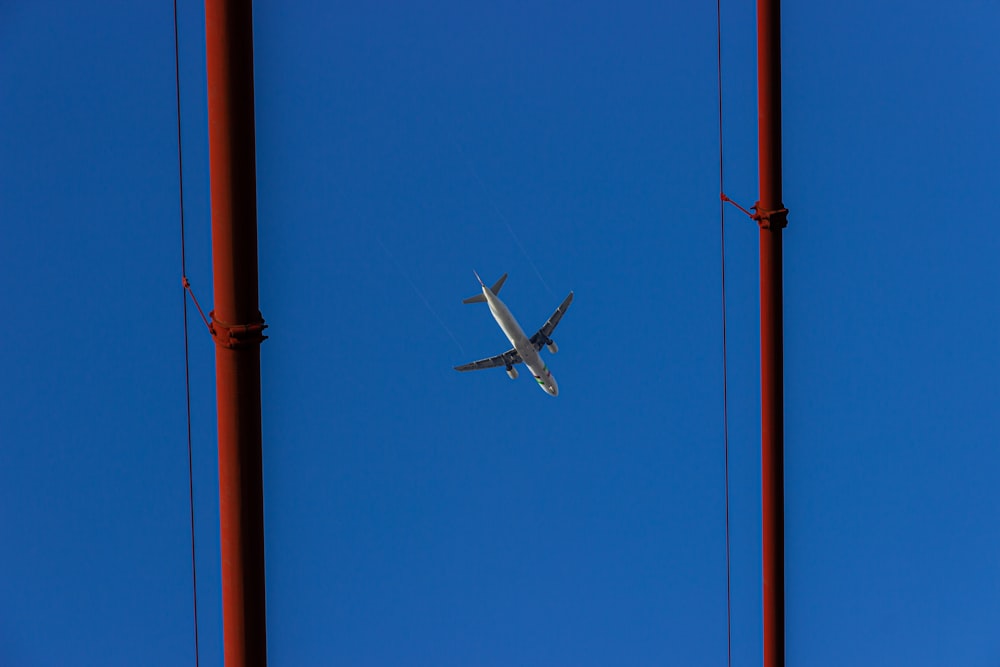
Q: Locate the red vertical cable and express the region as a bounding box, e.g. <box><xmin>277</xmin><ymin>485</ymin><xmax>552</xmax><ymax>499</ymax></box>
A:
<box><xmin>205</xmin><ymin>1</ymin><xmax>269</xmax><ymax>665</ymax></box>
<box><xmin>173</xmin><ymin>0</ymin><xmax>200</xmax><ymax>663</ymax></box>
<box><xmin>716</xmin><ymin>0</ymin><xmax>733</xmax><ymax>665</ymax></box>
<box><xmin>757</xmin><ymin>0</ymin><xmax>787</xmax><ymax>665</ymax></box>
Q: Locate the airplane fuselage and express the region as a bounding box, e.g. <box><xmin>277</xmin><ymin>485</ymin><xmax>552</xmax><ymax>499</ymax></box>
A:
<box><xmin>481</xmin><ymin>285</ymin><xmax>559</xmax><ymax>396</ymax></box>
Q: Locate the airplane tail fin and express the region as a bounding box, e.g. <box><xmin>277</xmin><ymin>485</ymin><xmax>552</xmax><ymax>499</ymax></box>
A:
<box><xmin>462</xmin><ymin>273</ymin><xmax>508</xmax><ymax>304</ymax></box>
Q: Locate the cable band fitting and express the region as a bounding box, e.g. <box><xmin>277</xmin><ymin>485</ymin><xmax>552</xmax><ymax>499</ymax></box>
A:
<box><xmin>209</xmin><ymin>311</ymin><xmax>268</xmax><ymax>349</ymax></box>
<box><xmin>752</xmin><ymin>203</ymin><xmax>789</xmax><ymax>230</ymax></box>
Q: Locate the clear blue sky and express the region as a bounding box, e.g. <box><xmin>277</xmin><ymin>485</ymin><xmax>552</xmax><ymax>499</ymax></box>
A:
<box><xmin>2</xmin><ymin>1</ymin><xmax>998</xmax><ymax>665</ymax></box>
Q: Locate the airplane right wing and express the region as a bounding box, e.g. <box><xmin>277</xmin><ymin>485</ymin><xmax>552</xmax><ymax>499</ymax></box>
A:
<box><xmin>454</xmin><ymin>348</ymin><xmax>522</xmax><ymax>372</ymax></box>
<box><xmin>530</xmin><ymin>291</ymin><xmax>574</xmax><ymax>350</ymax></box>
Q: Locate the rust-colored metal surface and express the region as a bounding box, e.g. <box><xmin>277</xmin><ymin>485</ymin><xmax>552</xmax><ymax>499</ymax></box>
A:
<box><xmin>756</xmin><ymin>0</ymin><xmax>786</xmax><ymax>665</ymax></box>
<box><xmin>205</xmin><ymin>0</ymin><xmax>268</xmax><ymax>665</ymax></box>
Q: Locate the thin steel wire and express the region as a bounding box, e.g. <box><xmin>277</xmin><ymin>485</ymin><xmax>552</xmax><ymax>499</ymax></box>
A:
<box><xmin>716</xmin><ymin>0</ymin><xmax>733</xmax><ymax>665</ymax></box>
<box><xmin>173</xmin><ymin>0</ymin><xmax>200</xmax><ymax>663</ymax></box>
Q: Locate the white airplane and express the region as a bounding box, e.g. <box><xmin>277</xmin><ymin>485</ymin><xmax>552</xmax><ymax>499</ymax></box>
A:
<box><xmin>455</xmin><ymin>272</ymin><xmax>573</xmax><ymax>396</ymax></box>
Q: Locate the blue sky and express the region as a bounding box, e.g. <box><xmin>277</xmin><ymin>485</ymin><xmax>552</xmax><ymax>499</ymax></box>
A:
<box><xmin>2</xmin><ymin>1</ymin><xmax>998</xmax><ymax>665</ymax></box>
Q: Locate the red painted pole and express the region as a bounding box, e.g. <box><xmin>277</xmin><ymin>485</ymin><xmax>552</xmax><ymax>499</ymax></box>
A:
<box><xmin>205</xmin><ymin>1</ymin><xmax>268</xmax><ymax>665</ymax></box>
<box><xmin>756</xmin><ymin>0</ymin><xmax>786</xmax><ymax>665</ymax></box>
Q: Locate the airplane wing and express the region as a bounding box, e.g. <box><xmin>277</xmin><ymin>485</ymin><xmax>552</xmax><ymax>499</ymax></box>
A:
<box><xmin>530</xmin><ymin>291</ymin><xmax>574</xmax><ymax>350</ymax></box>
<box><xmin>454</xmin><ymin>348</ymin><xmax>522</xmax><ymax>372</ymax></box>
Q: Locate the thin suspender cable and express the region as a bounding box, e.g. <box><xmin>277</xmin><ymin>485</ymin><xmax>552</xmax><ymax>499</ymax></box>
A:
<box><xmin>716</xmin><ymin>0</ymin><xmax>733</xmax><ymax>666</ymax></box>
<box><xmin>173</xmin><ymin>0</ymin><xmax>200</xmax><ymax>664</ymax></box>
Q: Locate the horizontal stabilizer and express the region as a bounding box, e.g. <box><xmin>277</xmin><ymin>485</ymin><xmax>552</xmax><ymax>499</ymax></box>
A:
<box><xmin>491</xmin><ymin>273</ymin><xmax>508</xmax><ymax>295</ymax></box>
<box><xmin>462</xmin><ymin>273</ymin><xmax>507</xmax><ymax>303</ymax></box>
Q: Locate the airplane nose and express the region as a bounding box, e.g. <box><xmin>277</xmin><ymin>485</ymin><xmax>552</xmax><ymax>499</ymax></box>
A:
<box><xmin>548</xmin><ymin>383</ymin><xmax>558</xmax><ymax>396</ymax></box>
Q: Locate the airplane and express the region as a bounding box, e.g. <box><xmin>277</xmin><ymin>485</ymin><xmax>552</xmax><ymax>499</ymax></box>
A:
<box><xmin>454</xmin><ymin>272</ymin><xmax>573</xmax><ymax>396</ymax></box>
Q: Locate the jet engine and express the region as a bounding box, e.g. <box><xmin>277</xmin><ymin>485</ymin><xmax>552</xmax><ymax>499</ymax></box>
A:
<box><xmin>506</xmin><ymin>366</ymin><xmax>518</xmax><ymax>379</ymax></box>
<box><xmin>546</xmin><ymin>340</ymin><xmax>559</xmax><ymax>354</ymax></box>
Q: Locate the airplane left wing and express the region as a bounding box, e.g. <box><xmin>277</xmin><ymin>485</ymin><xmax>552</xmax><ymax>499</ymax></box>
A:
<box><xmin>530</xmin><ymin>291</ymin><xmax>574</xmax><ymax>349</ymax></box>
<box><xmin>454</xmin><ymin>348</ymin><xmax>522</xmax><ymax>372</ymax></box>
